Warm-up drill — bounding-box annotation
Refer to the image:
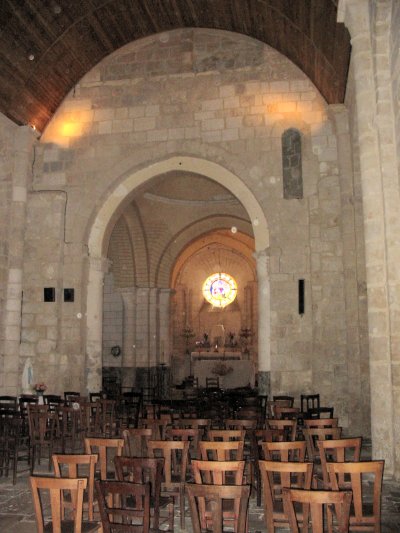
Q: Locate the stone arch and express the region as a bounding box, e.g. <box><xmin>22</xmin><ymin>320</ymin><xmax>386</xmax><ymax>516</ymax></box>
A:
<box><xmin>85</xmin><ymin>155</ymin><xmax>270</xmax><ymax>392</ymax></box>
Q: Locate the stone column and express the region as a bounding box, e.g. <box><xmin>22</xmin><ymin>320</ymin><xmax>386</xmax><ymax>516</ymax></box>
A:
<box><xmin>159</xmin><ymin>289</ymin><xmax>173</xmax><ymax>364</ymax></box>
<box><xmin>119</xmin><ymin>287</ymin><xmax>137</xmax><ymax>389</ymax></box>
<box><xmin>85</xmin><ymin>256</ymin><xmax>110</xmax><ymax>394</ymax></box>
<box><xmin>254</xmin><ymin>248</ymin><xmax>271</xmax><ymax>395</ymax></box>
<box><xmin>329</xmin><ymin>104</ymin><xmax>368</xmax><ymax>436</ymax></box>
<box><xmin>3</xmin><ymin>126</ymin><xmax>36</xmax><ymax>394</ymax></box>
<box><xmin>338</xmin><ymin>0</ymin><xmax>399</xmax><ymax>475</ymax></box>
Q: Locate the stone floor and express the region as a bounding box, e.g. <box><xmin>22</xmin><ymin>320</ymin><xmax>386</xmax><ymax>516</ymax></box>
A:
<box><xmin>0</xmin><ymin>457</ymin><xmax>399</xmax><ymax>532</ymax></box>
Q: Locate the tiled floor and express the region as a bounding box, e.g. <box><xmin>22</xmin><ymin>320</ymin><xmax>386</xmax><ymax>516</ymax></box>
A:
<box><xmin>0</xmin><ymin>458</ymin><xmax>399</xmax><ymax>532</ymax></box>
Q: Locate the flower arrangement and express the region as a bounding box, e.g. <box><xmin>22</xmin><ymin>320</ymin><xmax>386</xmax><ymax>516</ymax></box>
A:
<box><xmin>211</xmin><ymin>362</ymin><xmax>233</xmax><ymax>377</ymax></box>
<box><xmin>33</xmin><ymin>382</ymin><xmax>47</xmax><ymax>393</ymax></box>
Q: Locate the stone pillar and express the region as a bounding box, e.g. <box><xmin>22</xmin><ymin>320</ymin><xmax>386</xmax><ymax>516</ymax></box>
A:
<box><xmin>119</xmin><ymin>287</ymin><xmax>137</xmax><ymax>389</ymax></box>
<box><xmin>159</xmin><ymin>289</ymin><xmax>173</xmax><ymax>364</ymax></box>
<box><xmin>85</xmin><ymin>256</ymin><xmax>110</xmax><ymax>394</ymax></box>
<box><xmin>338</xmin><ymin>0</ymin><xmax>399</xmax><ymax>475</ymax></box>
<box><xmin>255</xmin><ymin>248</ymin><xmax>271</xmax><ymax>395</ymax></box>
<box><xmin>329</xmin><ymin>104</ymin><xmax>368</xmax><ymax>436</ymax></box>
<box><xmin>3</xmin><ymin>126</ymin><xmax>36</xmax><ymax>394</ymax></box>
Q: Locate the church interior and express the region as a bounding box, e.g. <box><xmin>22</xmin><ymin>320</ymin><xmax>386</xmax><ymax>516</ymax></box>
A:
<box><xmin>0</xmin><ymin>1</ymin><xmax>400</xmax><ymax>529</ymax></box>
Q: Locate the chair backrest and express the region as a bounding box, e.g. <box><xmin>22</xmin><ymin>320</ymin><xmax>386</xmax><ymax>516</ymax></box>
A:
<box><xmin>122</xmin><ymin>427</ymin><xmax>153</xmax><ymax>457</ymax></box>
<box><xmin>140</xmin><ymin>417</ymin><xmax>170</xmax><ymax>439</ymax></box>
<box><xmin>208</xmin><ymin>429</ymin><xmax>245</xmax><ymax>442</ymax></box>
<box><xmin>317</xmin><ymin>437</ymin><xmax>362</xmax><ymax>488</ymax></box>
<box><xmin>192</xmin><ymin>459</ymin><xmax>245</xmax><ymax>485</ymax></box>
<box><xmin>266</xmin><ymin>418</ymin><xmax>297</xmax><ymax>441</ymax></box>
<box><xmin>273</xmin><ymin>395</ymin><xmax>294</xmax><ymax>407</ymax></box>
<box><xmin>166</xmin><ymin>427</ymin><xmax>201</xmax><ymax>458</ymax></box>
<box><xmin>64</xmin><ymin>391</ymin><xmax>81</xmax><ymax>401</ymax></box>
<box><xmin>179</xmin><ymin>418</ymin><xmax>211</xmax><ymax>432</ymax></box>
<box><xmin>262</xmin><ymin>440</ymin><xmax>306</xmax><ymax>462</ymax></box>
<box><xmin>224</xmin><ymin>419</ymin><xmax>257</xmax><ymax>431</ymax></box>
<box><xmin>0</xmin><ymin>395</ymin><xmax>18</xmax><ymax>410</ymax></box>
<box><xmin>186</xmin><ymin>483</ymin><xmax>250</xmax><ymax>533</ymax></box>
<box><xmin>282</xmin><ymin>487</ymin><xmax>352</xmax><ymax>533</ymax></box>
<box><xmin>96</xmin><ymin>479</ymin><xmax>150</xmax><ymax>533</ymax></box>
<box><xmin>327</xmin><ymin>460</ymin><xmax>384</xmax><ymax>531</ymax></box>
<box><xmin>303</xmin><ymin>427</ymin><xmax>342</xmax><ymax>462</ymax></box>
<box><xmin>30</xmin><ymin>475</ymin><xmax>87</xmax><ymax>533</ymax></box>
<box><xmin>304</xmin><ymin>417</ymin><xmax>339</xmax><ymax>428</ymax></box>
<box><xmin>301</xmin><ymin>393</ymin><xmax>320</xmax><ymax>413</ymax></box>
<box><xmin>307</xmin><ymin>406</ymin><xmax>334</xmax><ymax>419</ymax></box>
<box><xmin>273</xmin><ymin>406</ymin><xmax>300</xmax><ymax>420</ymax></box>
<box><xmin>254</xmin><ymin>428</ymin><xmax>285</xmax><ymax>444</ymax></box>
<box><xmin>52</xmin><ymin>453</ymin><xmax>98</xmax><ymax>521</ymax></box>
<box><xmin>84</xmin><ymin>437</ymin><xmax>124</xmax><ymax>480</ymax></box>
<box><xmin>147</xmin><ymin>439</ymin><xmax>189</xmax><ymax>486</ymax></box>
<box><xmin>258</xmin><ymin>460</ymin><xmax>313</xmax><ymax>532</ymax></box>
<box><xmin>199</xmin><ymin>440</ymin><xmax>244</xmax><ymax>461</ymax></box>
<box><xmin>206</xmin><ymin>377</ymin><xmax>220</xmax><ymax>389</ymax></box>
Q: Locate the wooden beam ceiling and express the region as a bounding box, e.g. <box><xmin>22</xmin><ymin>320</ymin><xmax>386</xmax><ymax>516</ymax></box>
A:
<box><xmin>0</xmin><ymin>0</ymin><xmax>350</xmax><ymax>132</ymax></box>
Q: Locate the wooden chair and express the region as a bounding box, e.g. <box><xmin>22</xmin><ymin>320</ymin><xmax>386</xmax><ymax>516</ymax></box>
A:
<box><xmin>64</xmin><ymin>391</ymin><xmax>81</xmax><ymax>402</ymax></box>
<box><xmin>307</xmin><ymin>406</ymin><xmax>334</xmax><ymax>419</ymax></box>
<box><xmin>122</xmin><ymin>427</ymin><xmax>153</xmax><ymax>457</ymax></box>
<box><xmin>114</xmin><ymin>456</ymin><xmax>165</xmax><ymax>530</ymax></box>
<box><xmin>30</xmin><ymin>475</ymin><xmax>100</xmax><ymax>533</ymax></box>
<box><xmin>318</xmin><ymin>437</ymin><xmax>362</xmax><ymax>489</ymax></box>
<box><xmin>206</xmin><ymin>377</ymin><xmax>220</xmax><ymax>389</ymax></box>
<box><xmin>253</xmin><ymin>428</ymin><xmax>285</xmax><ymax>506</ymax></box>
<box><xmin>266</xmin><ymin>418</ymin><xmax>297</xmax><ymax>441</ymax></box>
<box><xmin>301</xmin><ymin>394</ymin><xmax>320</xmax><ymax>414</ymax></box>
<box><xmin>0</xmin><ymin>415</ymin><xmax>31</xmax><ymax>484</ymax></box>
<box><xmin>261</xmin><ymin>440</ymin><xmax>306</xmax><ymax>462</ymax></box>
<box><xmin>199</xmin><ymin>440</ymin><xmax>244</xmax><ymax>461</ymax></box>
<box><xmin>96</xmin><ymin>479</ymin><xmax>150</xmax><ymax>533</ymax></box>
<box><xmin>52</xmin><ymin>453</ymin><xmax>98</xmax><ymax>520</ymax></box>
<box><xmin>258</xmin><ymin>460</ymin><xmax>313</xmax><ymax>532</ymax></box>
<box><xmin>118</xmin><ymin>391</ymin><xmax>143</xmax><ymax>428</ymax></box>
<box><xmin>148</xmin><ymin>439</ymin><xmax>189</xmax><ymax>529</ymax></box>
<box><xmin>93</xmin><ymin>399</ymin><xmax>117</xmax><ymax>437</ymax></box>
<box><xmin>303</xmin><ymin>427</ymin><xmax>342</xmax><ymax>462</ymax></box>
<box><xmin>225</xmin><ymin>418</ymin><xmax>257</xmax><ymax>431</ymax></box>
<box><xmin>166</xmin><ymin>427</ymin><xmax>202</xmax><ymax>461</ymax></box>
<box><xmin>327</xmin><ymin>460</ymin><xmax>384</xmax><ymax>532</ymax></box>
<box><xmin>57</xmin><ymin>405</ymin><xmax>86</xmax><ymax>453</ymax></box>
<box><xmin>186</xmin><ymin>483</ymin><xmax>250</xmax><ymax>533</ymax></box>
<box><xmin>84</xmin><ymin>436</ymin><xmax>124</xmax><ymax>480</ymax></box>
<box><xmin>27</xmin><ymin>404</ymin><xmax>61</xmax><ymax>471</ymax></box>
<box><xmin>282</xmin><ymin>487</ymin><xmax>352</xmax><ymax>533</ymax></box>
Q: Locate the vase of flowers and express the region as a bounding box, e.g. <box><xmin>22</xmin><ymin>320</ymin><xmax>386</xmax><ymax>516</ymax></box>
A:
<box><xmin>34</xmin><ymin>382</ymin><xmax>47</xmax><ymax>404</ymax></box>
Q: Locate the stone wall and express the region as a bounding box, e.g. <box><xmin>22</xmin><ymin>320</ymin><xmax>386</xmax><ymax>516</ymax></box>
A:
<box><xmin>0</xmin><ymin>28</ymin><xmax>367</xmax><ymax>434</ymax></box>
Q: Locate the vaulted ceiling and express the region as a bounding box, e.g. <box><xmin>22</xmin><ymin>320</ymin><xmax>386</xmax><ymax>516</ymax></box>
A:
<box><xmin>0</xmin><ymin>0</ymin><xmax>350</xmax><ymax>132</ymax></box>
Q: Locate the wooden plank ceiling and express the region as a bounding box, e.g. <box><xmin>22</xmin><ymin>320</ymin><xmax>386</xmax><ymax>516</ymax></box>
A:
<box><xmin>0</xmin><ymin>0</ymin><xmax>350</xmax><ymax>132</ymax></box>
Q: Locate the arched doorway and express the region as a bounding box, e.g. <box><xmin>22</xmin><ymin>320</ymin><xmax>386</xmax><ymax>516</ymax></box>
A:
<box><xmin>85</xmin><ymin>156</ymin><xmax>270</xmax><ymax>393</ymax></box>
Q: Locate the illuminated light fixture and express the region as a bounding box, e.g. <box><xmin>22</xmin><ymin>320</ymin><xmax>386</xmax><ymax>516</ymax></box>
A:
<box><xmin>202</xmin><ymin>272</ymin><xmax>237</xmax><ymax>308</ymax></box>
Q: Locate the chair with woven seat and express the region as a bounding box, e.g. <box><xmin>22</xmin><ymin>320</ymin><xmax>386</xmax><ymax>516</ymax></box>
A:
<box><xmin>317</xmin><ymin>437</ymin><xmax>362</xmax><ymax>489</ymax></box>
<box><xmin>84</xmin><ymin>436</ymin><xmax>124</xmax><ymax>480</ymax></box>
<box><xmin>114</xmin><ymin>456</ymin><xmax>166</xmax><ymax>530</ymax></box>
<box><xmin>282</xmin><ymin>487</ymin><xmax>352</xmax><ymax>533</ymax></box>
<box><xmin>258</xmin><ymin>460</ymin><xmax>313</xmax><ymax>532</ymax></box>
<box><xmin>148</xmin><ymin>439</ymin><xmax>189</xmax><ymax>529</ymax></box>
<box><xmin>28</xmin><ymin>404</ymin><xmax>61</xmax><ymax>471</ymax></box>
<box><xmin>52</xmin><ymin>453</ymin><xmax>98</xmax><ymax>521</ymax></box>
<box><xmin>96</xmin><ymin>479</ymin><xmax>150</xmax><ymax>533</ymax></box>
<box><xmin>327</xmin><ymin>460</ymin><xmax>384</xmax><ymax>532</ymax></box>
<box><xmin>30</xmin><ymin>476</ymin><xmax>100</xmax><ymax>533</ymax></box>
<box><xmin>186</xmin><ymin>483</ymin><xmax>250</xmax><ymax>533</ymax></box>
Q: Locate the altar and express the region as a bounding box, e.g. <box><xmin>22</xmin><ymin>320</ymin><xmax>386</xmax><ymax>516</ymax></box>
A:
<box><xmin>192</xmin><ymin>354</ymin><xmax>255</xmax><ymax>389</ymax></box>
